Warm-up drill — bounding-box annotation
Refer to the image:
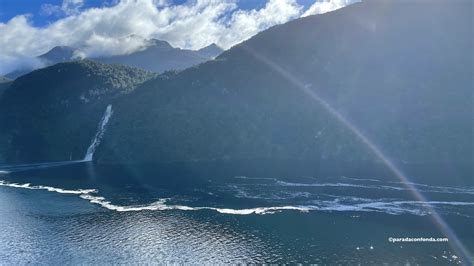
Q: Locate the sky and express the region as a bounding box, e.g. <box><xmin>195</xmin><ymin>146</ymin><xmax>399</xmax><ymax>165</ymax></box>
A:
<box><xmin>0</xmin><ymin>0</ymin><xmax>359</xmax><ymax>75</ymax></box>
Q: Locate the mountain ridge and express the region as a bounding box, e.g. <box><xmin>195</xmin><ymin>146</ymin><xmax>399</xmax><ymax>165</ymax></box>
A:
<box><xmin>0</xmin><ymin>0</ymin><xmax>471</xmax><ymax>165</ymax></box>
<box><xmin>5</xmin><ymin>39</ymin><xmax>223</xmax><ymax>79</ymax></box>
<box><xmin>97</xmin><ymin>0</ymin><xmax>472</xmax><ymax>164</ymax></box>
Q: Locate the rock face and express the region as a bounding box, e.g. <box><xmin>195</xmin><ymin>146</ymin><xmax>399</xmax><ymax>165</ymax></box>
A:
<box><xmin>0</xmin><ymin>0</ymin><xmax>472</xmax><ymax>165</ymax></box>
<box><xmin>0</xmin><ymin>60</ymin><xmax>155</xmax><ymax>163</ymax></box>
<box><xmin>96</xmin><ymin>0</ymin><xmax>472</xmax><ymax>164</ymax></box>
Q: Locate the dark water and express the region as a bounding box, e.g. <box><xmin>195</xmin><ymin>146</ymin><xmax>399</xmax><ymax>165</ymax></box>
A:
<box><xmin>0</xmin><ymin>160</ymin><xmax>473</xmax><ymax>264</ymax></box>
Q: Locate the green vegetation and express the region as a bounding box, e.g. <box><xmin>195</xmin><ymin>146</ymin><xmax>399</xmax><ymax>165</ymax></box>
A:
<box><xmin>0</xmin><ymin>0</ymin><xmax>471</xmax><ymax>165</ymax></box>
<box><xmin>0</xmin><ymin>60</ymin><xmax>156</xmax><ymax>163</ymax></box>
<box><xmin>98</xmin><ymin>0</ymin><xmax>472</xmax><ymax>164</ymax></box>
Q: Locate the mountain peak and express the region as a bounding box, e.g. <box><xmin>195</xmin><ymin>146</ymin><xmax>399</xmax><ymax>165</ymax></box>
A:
<box><xmin>197</xmin><ymin>43</ymin><xmax>223</xmax><ymax>58</ymax></box>
<box><xmin>39</xmin><ymin>46</ymin><xmax>77</xmax><ymax>62</ymax></box>
<box><xmin>201</xmin><ymin>43</ymin><xmax>222</xmax><ymax>50</ymax></box>
<box><xmin>147</xmin><ymin>39</ymin><xmax>173</xmax><ymax>49</ymax></box>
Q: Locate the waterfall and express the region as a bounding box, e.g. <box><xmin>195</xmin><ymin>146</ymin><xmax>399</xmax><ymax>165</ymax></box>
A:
<box><xmin>84</xmin><ymin>104</ymin><xmax>113</xmax><ymax>161</ymax></box>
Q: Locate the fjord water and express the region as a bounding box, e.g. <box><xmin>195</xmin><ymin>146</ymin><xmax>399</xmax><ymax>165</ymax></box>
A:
<box><xmin>0</xmin><ymin>161</ymin><xmax>473</xmax><ymax>264</ymax></box>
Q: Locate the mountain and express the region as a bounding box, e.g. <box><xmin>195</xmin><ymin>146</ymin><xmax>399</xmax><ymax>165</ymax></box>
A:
<box><xmin>0</xmin><ymin>76</ymin><xmax>11</xmax><ymax>83</ymax></box>
<box><xmin>0</xmin><ymin>0</ymin><xmax>471</xmax><ymax>165</ymax></box>
<box><xmin>4</xmin><ymin>69</ymin><xmax>30</xmax><ymax>80</ymax></box>
<box><xmin>94</xmin><ymin>0</ymin><xmax>472</xmax><ymax>164</ymax></box>
<box><xmin>38</xmin><ymin>46</ymin><xmax>78</xmax><ymax>64</ymax></box>
<box><xmin>94</xmin><ymin>39</ymin><xmax>215</xmax><ymax>73</ymax></box>
<box><xmin>197</xmin><ymin>43</ymin><xmax>223</xmax><ymax>59</ymax></box>
<box><xmin>0</xmin><ymin>60</ymin><xmax>156</xmax><ymax>163</ymax></box>
<box><xmin>5</xmin><ymin>46</ymin><xmax>79</xmax><ymax>80</ymax></box>
<box><xmin>5</xmin><ymin>40</ymin><xmax>222</xmax><ymax>79</ymax></box>
<box><xmin>0</xmin><ymin>76</ymin><xmax>12</xmax><ymax>98</ymax></box>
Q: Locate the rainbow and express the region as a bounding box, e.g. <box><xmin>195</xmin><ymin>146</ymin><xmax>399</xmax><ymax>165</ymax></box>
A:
<box><xmin>240</xmin><ymin>44</ymin><xmax>472</xmax><ymax>264</ymax></box>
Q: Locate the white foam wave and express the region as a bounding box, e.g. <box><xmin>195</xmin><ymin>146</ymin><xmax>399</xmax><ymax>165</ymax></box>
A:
<box><xmin>276</xmin><ymin>181</ymin><xmax>368</xmax><ymax>188</ymax></box>
<box><xmin>79</xmin><ymin>194</ymin><xmax>312</xmax><ymax>214</ymax></box>
<box><xmin>0</xmin><ymin>179</ymin><xmax>312</xmax><ymax>215</ymax></box>
<box><xmin>233</xmin><ymin>176</ymin><xmax>278</xmax><ymax>181</ymax></box>
<box><xmin>393</xmin><ymin>201</ymin><xmax>474</xmax><ymax>206</ymax></box>
<box><xmin>0</xmin><ymin>180</ymin><xmax>97</xmax><ymax>194</ymax></box>
<box><xmin>340</xmin><ymin>176</ymin><xmax>382</xmax><ymax>183</ymax></box>
<box><xmin>213</xmin><ymin>206</ymin><xmax>310</xmax><ymax>215</ymax></box>
<box><xmin>275</xmin><ymin>180</ymin><xmax>405</xmax><ymax>191</ymax></box>
<box><xmin>1</xmin><ymin>180</ymin><xmax>472</xmax><ymax>217</ymax></box>
<box><xmin>340</xmin><ymin>176</ymin><xmax>474</xmax><ymax>194</ymax></box>
<box><xmin>227</xmin><ymin>184</ymin><xmax>311</xmax><ymax>200</ymax></box>
<box><xmin>233</xmin><ymin>176</ymin><xmax>474</xmax><ymax>195</ymax></box>
<box><xmin>308</xmin><ymin>200</ymin><xmax>474</xmax><ymax>216</ymax></box>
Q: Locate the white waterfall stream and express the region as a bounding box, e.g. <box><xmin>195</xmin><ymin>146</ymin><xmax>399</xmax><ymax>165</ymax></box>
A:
<box><xmin>83</xmin><ymin>104</ymin><xmax>113</xmax><ymax>161</ymax></box>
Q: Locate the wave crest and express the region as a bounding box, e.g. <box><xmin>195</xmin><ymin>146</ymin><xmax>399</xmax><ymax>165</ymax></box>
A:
<box><xmin>1</xmin><ymin>180</ymin><xmax>472</xmax><ymax>217</ymax></box>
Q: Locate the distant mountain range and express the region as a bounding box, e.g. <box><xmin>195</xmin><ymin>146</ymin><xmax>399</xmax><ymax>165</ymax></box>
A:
<box><xmin>4</xmin><ymin>40</ymin><xmax>223</xmax><ymax>79</ymax></box>
<box><xmin>0</xmin><ymin>0</ymin><xmax>471</xmax><ymax>165</ymax></box>
<box><xmin>95</xmin><ymin>39</ymin><xmax>223</xmax><ymax>73</ymax></box>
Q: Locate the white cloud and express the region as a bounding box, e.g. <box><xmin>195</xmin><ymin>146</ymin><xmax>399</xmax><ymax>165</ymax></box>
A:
<box><xmin>215</xmin><ymin>0</ymin><xmax>302</xmax><ymax>48</ymax></box>
<box><xmin>0</xmin><ymin>0</ymin><xmax>356</xmax><ymax>75</ymax></box>
<box><xmin>41</xmin><ymin>0</ymin><xmax>85</xmax><ymax>16</ymax></box>
<box><xmin>302</xmin><ymin>0</ymin><xmax>360</xmax><ymax>17</ymax></box>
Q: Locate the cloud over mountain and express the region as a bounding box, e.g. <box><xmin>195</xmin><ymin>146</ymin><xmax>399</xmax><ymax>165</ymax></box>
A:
<box><xmin>0</xmin><ymin>0</ymin><xmax>358</xmax><ymax>74</ymax></box>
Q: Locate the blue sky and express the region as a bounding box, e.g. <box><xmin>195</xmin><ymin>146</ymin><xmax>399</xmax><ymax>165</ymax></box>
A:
<box><xmin>0</xmin><ymin>0</ymin><xmax>316</xmax><ymax>26</ymax></box>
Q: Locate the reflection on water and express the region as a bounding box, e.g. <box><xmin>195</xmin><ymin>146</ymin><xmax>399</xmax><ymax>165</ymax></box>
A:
<box><xmin>0</xmin><ymin>160</ymin><xmax>472</xmax><ymax>264</ymax></box>
<box><xmin>0</xmin><ymin>187</ymin><xmax>276</xmax><ymax>264</ymax></box>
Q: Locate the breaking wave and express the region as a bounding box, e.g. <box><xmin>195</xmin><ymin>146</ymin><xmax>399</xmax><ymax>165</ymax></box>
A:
<box><xmin>1</xmin><ymin>179</ymin><xmax>473</xmax><ymax>217</ymax></box>
<box><xmin>80</xmin><ymin>194</ymin><xmax>311</xmax><ymax>214</ymax></box>
<box><xmin>339</xmin><ymin>176</ymin><xmax>474</xmax><ymax>195</ymax></box>
<box><xmin>275</xmin><ymin>180</ymin><xmax>405</xmax><ymax>191</ymax></box>
<box><xmin>229</xmin><ymin>176</ymin><xmax>474</xmax><ymax>196</ymax></box>
<box><xmin>0</xmin><ymin>180</ymin><xmax>96</xmax><ymax>194</ymax></box>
